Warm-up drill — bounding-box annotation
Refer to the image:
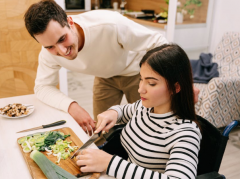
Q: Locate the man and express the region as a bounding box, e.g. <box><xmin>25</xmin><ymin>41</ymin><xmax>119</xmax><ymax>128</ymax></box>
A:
<box><xmin>24</xmin><ymin>0</ymin><xmax>198</xmax><ymax>134</ymax></box>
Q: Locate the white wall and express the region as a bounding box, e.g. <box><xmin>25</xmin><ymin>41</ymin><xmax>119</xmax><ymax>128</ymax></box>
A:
<box><xmin>172</xmin><ymin>0</ymin><xmax>215</xmax><ymax>59</ymax></box>
<box><xmin>173</xmin><ymin>0</ymin><xmax>240</xmax><ymax>58</ymax></box>
<box><xmin>209</xmin><ymin>0</ymin><xmax>240</xmax><ymax>53</ymax></box>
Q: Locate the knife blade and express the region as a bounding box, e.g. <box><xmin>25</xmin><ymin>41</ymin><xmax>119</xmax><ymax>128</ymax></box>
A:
<box><xmin>16</xmin><ymin>120</ymin><xmax>66</xmax><ymax>133</ymax></box>
<box><xmin>71</xmin><ymin>132</ymin><xmax>101</xmax><ymax>159</ymax></box>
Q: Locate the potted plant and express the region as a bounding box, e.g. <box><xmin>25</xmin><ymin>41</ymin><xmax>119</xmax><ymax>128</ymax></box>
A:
<box><xmin>177</xmin><ymin>0</ymin><xmax>202</xmax><ymax>22</ymax></box>
<box><xmin>159</xmin><ymin>0</ymin><xmax>202</xmax><ymax>23</ymax></box>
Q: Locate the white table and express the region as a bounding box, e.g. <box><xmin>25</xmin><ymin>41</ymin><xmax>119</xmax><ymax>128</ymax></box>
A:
<box><xmin>0</xmin><ymin>94</ymin><xmax>114</xmax><ymax>179</ymax></box>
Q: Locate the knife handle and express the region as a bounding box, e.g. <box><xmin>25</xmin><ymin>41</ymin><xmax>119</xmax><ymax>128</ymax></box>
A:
<box><xmin>42</xmin><ymin>120</ymin><xmax>66</xmax><ymax>128</ymax></box>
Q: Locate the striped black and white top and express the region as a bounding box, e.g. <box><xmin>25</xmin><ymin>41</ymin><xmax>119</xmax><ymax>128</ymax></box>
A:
<box><xmin>106</xmin><ymin>100</ymin><xmax>202</xmax><ymax>179</ymax></box>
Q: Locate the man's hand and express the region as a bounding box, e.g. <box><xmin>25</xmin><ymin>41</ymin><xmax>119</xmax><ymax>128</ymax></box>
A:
<box><xmin>193</xmin><ymin>86</ymin><xmax>200</xmax><ymax>104</ymax></box>
<box><xmin>68</xmin><ymin>102</ymin><xmax>96</xmax><ymax>135</ymax></box>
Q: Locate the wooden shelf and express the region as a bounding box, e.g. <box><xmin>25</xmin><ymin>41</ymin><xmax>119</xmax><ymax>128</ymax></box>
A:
<box><xmin>124</xmin><ymin>15</ymin><xmax>166</xmax><ymax>29</ymax></box>
<box><xmin>66</xmin><ymin>11</ymin><xmax>86</xmax><ymax>15</ymax></box>
<box><xmin>66</xmin><ymin>11</ymin><xmax>166</xmax><ymax>29</ymax></box>
<box><xmin>66</xmin><ymin>9</ymin><xmax>208</xmax><ymax>30</ymax></box>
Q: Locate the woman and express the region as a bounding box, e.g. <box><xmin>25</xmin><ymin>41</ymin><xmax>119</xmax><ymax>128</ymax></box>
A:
<box><xmin>76</xmin><ymin>44</ymin><xmax>202</xmax><ymax>179</ymax></box>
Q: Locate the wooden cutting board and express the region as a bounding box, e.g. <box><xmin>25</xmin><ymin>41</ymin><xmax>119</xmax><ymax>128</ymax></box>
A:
<box><xmin>17</xmin><ymin>127</ymin><xmax>99</xmax><ymax>179</ymax></box>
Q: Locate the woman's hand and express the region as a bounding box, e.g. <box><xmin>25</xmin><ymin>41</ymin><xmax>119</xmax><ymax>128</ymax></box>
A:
<box><xmin>95</xmin><ymin>110</ymin><xmax>118</xmax><ymax>134</ymax></box>
<box><xmin>76</xmin><ymin>149</ymin><xmax>113</xmax><ymax>173</ymax></box>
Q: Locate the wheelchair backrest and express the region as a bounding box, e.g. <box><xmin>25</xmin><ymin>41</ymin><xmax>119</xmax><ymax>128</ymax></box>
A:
<box><xmin>197</xmin><ymin>115</ymin><xmax>228</xmax><ymax>175</ymax></box>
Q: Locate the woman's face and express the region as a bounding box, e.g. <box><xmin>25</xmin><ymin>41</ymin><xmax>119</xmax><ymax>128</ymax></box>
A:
<box><xmin>138</xmin><ymin>63</ymin><xmax>172</xmax><ymax>114</ymax></box>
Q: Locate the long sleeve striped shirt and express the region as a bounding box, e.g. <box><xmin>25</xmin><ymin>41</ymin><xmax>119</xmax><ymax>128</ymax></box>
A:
<box><xmin>106</xmin><ymin>100</ymin><xmax>202</xmax><ymax>179</ymax></box>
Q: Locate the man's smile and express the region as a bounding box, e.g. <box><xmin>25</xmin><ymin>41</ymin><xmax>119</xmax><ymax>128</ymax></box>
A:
<box><xmin>65</xmin><ymin>47</ymin><xmax>71</xmax><ymax>56</ymax></box>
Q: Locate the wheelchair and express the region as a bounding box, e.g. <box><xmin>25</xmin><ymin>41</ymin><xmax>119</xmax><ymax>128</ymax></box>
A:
<box><xmin>98</xmin><ymin>115</ymin><xmax>240</xmax><ymax>179</ymax></box>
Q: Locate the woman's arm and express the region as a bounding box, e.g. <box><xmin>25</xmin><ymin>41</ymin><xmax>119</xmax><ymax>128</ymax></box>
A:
<box><xmin>107</xmin><ymin>130</ymin><xmax>201</xmax><ymax>179</ymax></box>
<box><xmin>76</xmin><ymin>128</ymin><xmax>200</xmax><ymax>179</ymax></box>
<box><xmin>110</xmin><ymin>100</ymin><xmax>141</xmax><ymax>124</ymax></box>
<box><xmin>164</xmin><ymin>129</ymin><xmax>201</xmax><ymax>178</ymax></box>
<box><xmin>95</xmin><ymin>100</ymin><xmax>141</xmax><ymax>133</ymax></box>
<box><xmin>76</xmin><ymin>149</ymin><xmax>178</xmax><ymax>179</ymax></box>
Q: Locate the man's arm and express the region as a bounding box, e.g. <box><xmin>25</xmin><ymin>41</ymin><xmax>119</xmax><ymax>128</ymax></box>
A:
<box><xmin>68</xmin><ymin>102</ymin><xmax>96</xmax><ymax>135</ymax></box>
<box><xmin>35</xmin><ymin>50</ymin><xmax>95</xmax><ymax>134</ymax></box>
<box><xmin>115</xmin><ymin>13</ymin><xmax>168</xmax><ymax>52</ymax></box>
<box><xmin>114</xmin><ymin>14</ymin><xmax>200</xmax><ymax>103</ymax></box>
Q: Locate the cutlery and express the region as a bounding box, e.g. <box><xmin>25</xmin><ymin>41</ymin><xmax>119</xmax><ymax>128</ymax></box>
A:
<box><xmin>71</xmin><ymin>131</ymin><xmax>102</xmax><ymax>159</ymax></box>
<box><xmin>16</xmin><ymin>120</ymin><xmax>66</xmax><ymax>133</ymax></box>
<box><xmin>71</xmin><ymin>124</ymin><xmax>126</xmax><ymax>159</ymax></box>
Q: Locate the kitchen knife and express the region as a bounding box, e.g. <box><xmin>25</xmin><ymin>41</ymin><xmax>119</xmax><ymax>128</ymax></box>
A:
<box><xmin>16</xmin><ymin>120</ymin><xmax>66</xmax><ymax>133</ymax></box>
<box><xmin>71</xmin><ymin>131</ymin><xmax>102</xmax><ymax>159</ymax></box>
<box><xmin>70</xmin><ymin>124</ymin><xmax>126</xmax><ymax>159</ymax></box>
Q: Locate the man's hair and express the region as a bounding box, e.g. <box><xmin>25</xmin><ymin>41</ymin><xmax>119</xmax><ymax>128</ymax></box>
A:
<box><xmin>24</xmin><ymin>0</ymin><xmax>69</xmax><ymax>39</ymax></box>
<box><xmin>140</xmin><ymin>44</ymin><xmax>198</xmax><ymax>126</ymax></box>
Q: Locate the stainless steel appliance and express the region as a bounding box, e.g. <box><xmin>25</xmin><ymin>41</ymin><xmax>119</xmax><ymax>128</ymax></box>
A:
<box><xmin>100</xmin><ymin>0</ymin><xmax>111</xmax><ymax>8</ymax></box>
<box><xmin>55</xmin><ymin>0</ymin><xmax>91</xmax><ymax>12</ymax></box>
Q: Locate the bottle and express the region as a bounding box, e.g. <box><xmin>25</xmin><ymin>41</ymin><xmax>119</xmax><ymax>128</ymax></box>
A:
<box><xmin>113</xmin><ymin>2</ymin><xmax>118</xmax><ymax>11</ymax></box>
<box><xmin>94</xmin><ymin>0</ymin><xmax>99</xmax><ymax>10</ymax></box>
<box><xmin>120</xmin><ymin>0</ymin><xmax>127</xmax><ymax>14</ymax></box>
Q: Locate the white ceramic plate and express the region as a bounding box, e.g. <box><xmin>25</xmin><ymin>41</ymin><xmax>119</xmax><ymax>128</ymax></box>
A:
<box><xmin>0</xmin><ymin>104</ymin><xmax>35</xmax><ymax>119</ymax></box>
<box><xmin>158</xmin><ymin>19</ymin><xmax>167</xmax><ymax>23</ymax></box>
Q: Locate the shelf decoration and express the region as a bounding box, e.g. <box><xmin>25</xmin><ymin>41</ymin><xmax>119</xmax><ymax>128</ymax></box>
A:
<box><xmin>177</xmin><ymin>0</ymin><xmax>202</xmax><ymax>19</ymax></box>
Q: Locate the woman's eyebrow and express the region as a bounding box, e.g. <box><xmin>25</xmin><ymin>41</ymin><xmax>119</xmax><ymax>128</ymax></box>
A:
<box><xmin>145</xmin><ymin>77</ymin><xmax>159</xmax><ymax>81</ymax></box>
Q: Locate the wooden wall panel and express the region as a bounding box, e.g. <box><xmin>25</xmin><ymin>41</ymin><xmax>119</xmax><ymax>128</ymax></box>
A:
<box><xmin>0</xmin><ymin>0</ymin><xmax>41</xmax><ymax>98</ymax></box>
<box><xmin>91</xmin><ymin>0</ymin><xmax>208</xmax><ymax>24</ymax></box>
<box><xmin>125</xmin><ymin>0</ymin><xmax>167</xmax><ymax>14</ymax></box>
<box><xmin>91</xmin><ymin>0</ymin><xmax>167</xmax><ymax>14</ymax></box>
<box><xmin>178</xmin><ymin>0</ymin><xmax>209</xmax><ymax>23</ymax></box>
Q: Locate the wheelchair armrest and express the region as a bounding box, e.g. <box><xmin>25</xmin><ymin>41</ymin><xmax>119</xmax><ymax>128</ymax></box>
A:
<box><xmin>196</xmin><ymin>171</ymin><xmax>225</xmax><ymax>179</ymax></box>
<box><xmin>99</xmin><ymin>124</ymin><xmax>128</xmax><ymax>160</ymax></box>
<box><xmin>102</xmin><ymin>124</ymin><xmax>126</xmax><ymax>141</ymax></box>
<box><xmin>222</xmin><ymin>120</ymin><xmax>240</xmax><ymax>137</ymax></box>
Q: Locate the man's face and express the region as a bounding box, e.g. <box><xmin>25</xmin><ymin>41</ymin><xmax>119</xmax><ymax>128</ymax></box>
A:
<box><xmin>34</xmin><ymin>18</ymin><xmax>80</xmax><ymax>60</ymax></box>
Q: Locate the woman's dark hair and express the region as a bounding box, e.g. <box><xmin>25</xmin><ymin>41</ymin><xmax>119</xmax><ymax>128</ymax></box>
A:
<box><xmin>140</xmin><ymin>44</ymin><xmax>198</xmax><ymax>124</ymax></box>
<box><xmin>24</xmin><ymin>0</ymin><xmax>69</xmax><ymax>40</ymax></box>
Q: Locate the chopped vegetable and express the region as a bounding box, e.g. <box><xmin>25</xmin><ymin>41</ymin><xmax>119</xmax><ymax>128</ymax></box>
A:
<box><xmin>23</xmin><ymin>146</ymin><xmax>32</xmax><ymax>153</ymax></box>
<box><xmin>28</xmin><ymin>137</ymin><xmax>36</xmax><ymax>146</ymax></box>
<box><xmin>18</xmin><ymin>137</ymin><xmax>27</xmax><ymax>144</ymax></box>
<box><xmin>18</xmin><ymin>136</ymin><xmax>31</xmax><ymax>144</ymax></box>
<box><xmin>21</xmin><ymin>141</ymin><xmax>31</xmax><ymax>150</ymax></box>
<box><xmin>19</xmin><ymin>130</ymin><xmax>74</xmax><ymax>164</ymax></box>
<box><xmin>25</xmin><ymin>141</ymin><xmax>32</xmax><ymax>150</ymax></box>
<box><xmin>31</xmin><ymin>145</ymin><xmax>40</xmax><ymax>151</ymax></box>
<box><xmin>46</xmin><ymin>152</ymin><xmax>52</xmax><ymax>156</ymax></box>
<box><xmin>45</xmin><ymin>147</ymin><xmax>52</xmax><ymax>152</ymax></box>
<box><xmin>44</xmin><ymin>131</ymin><xmax>68</xmax><ymax>146</ymax></box>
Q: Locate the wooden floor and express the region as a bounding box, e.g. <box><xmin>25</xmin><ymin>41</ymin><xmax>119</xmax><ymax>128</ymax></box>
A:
<box><xmin>67</xmin><ymin>71</ymin><xmax>240</xmax><ymax>179</ymax></box>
